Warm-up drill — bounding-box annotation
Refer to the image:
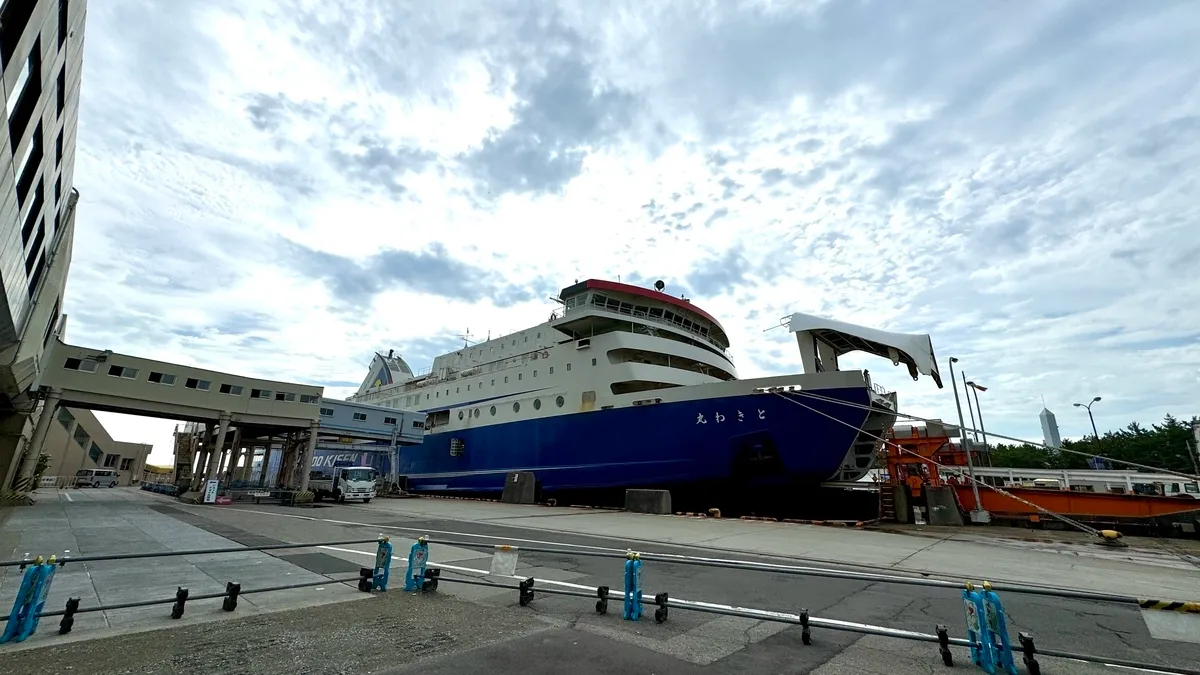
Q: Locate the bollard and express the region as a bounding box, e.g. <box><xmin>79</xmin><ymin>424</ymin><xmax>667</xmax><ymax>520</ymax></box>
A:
<box><xmin>936</xmin><ymin>624</ymin><xmax>954</xmax><ymax>666</ymax></box>
<box><xmin>519</xmin><ymin>577</ymin><xmax>536</xmax><ymax>606</ymax></box>
<box><xmin>358</xmin><ymin>567</ymin><xmax>375</xmax><ymax>593</ymax></box>
<box><xmin>963</xmin><ymin>582</ymin><xmax>997</xmax><ymax>674</ymax></box>
<box><xmin>1</xmin><ymin>556</ymin><xmax>45</xmax><ymax>643</ymax></box>
<box><xmin>373</xmin><ymin>536</ymin><xmax>393</xmax><ymax>592</ymax></box>
<box><xmin>654</xmin><ymin>592</ymin><xmax>669</xmax><ymax>624</ymax></box>
<box><xmin>981</xmin><ymin>584</ymin><xmax>1017</xmax><ymax>675</ymax></box>
<box><xmin>1017</xmin><ymin>633</ymin><xmax>1041</xmax><ymax>675</ymax></box>
<box><xmin>800</xmin><ymin>609</ymin><xmax>812</xmax><ymax>645</ymax></box>
<box><xmin>222</xmin><ymin>582</ymin><xmax>241</xmax><ymax>612</ymax></box>
<box><xmin>422</xmin><ymin>567</ymin><xmax>440</xmax><ymax>592</ymax></box>
<box><xmin>170</xmin><ymin>587</ymin><xmax>189</xmax><ymax>619</ymax></box>
<box><xmin>623</xmin><ymin>551</ymin><xmax>643</xmax><ymax>621</ymax></box>
<box><xmin>595</xmin><ymin>586</ymin><xmax>609</xmax><ymax>614</ymax></box>
<box><xmin>404</xmin><ymin>537</ymin><xmax>430</xmax><ymax>592</ymax></box>
<box><xmin>59</xmin><ymin>597</ymin><xmax>81</xmax><ymax>635</ymax></box>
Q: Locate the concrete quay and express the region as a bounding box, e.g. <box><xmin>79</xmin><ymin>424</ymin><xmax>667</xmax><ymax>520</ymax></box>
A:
<box><xmin>0</xmin><ymin>488</ymin><xmax>1197</xmax><ymax>674</ymax></box>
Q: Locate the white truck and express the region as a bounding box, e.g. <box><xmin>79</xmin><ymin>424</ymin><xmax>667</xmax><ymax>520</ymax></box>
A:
<box><xmin>309</xmin><ymin>466</ymin><xmax>377</xmax><ymax>503</ymax></box>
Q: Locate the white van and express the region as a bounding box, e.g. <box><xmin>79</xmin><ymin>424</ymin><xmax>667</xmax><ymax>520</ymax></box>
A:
<box><xmin>75</xmin><ymin>468</ymin><xmax>119</xmax><ymax>488</ymax></box>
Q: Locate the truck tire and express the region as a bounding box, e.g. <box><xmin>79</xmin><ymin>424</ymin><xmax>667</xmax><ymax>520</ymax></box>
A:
<box><xmin>362</xmin><ymin>498</ymin><xmax>371</xmax><ymax>504</ymax></box>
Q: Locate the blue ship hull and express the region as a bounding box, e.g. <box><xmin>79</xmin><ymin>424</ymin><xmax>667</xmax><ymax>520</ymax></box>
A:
<box><xmin>397</xmin><ymin>387</ymin><xmax>878</xmax><ymax>494</ymax></box>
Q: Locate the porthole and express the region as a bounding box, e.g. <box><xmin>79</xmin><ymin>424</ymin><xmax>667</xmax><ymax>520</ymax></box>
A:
<box><xmin>473</xmin><ymin>408</ymin><xmax>480</xmax><ymax>418</ymax></box>
<box><xmin>555</xmin><ymin>396</ymin><xmax>565</xmax><ymax>408</ymax></box>
<box><xmin>513</xmin><ymin>402</ymin><xmax>521</xmax><ymax>413</ymax></box>
<box><xmin>490</xmin><ymin>405</ymin><xmax>497</xmax><ymax>416</ymax></box>
<box><xmin>533</xmin><ymin>399</ymin><xmax>542</xmax><ymax>411</ymax></box>
<box><xmin>458</xmin><ymin>410</ymin><xmax>464</xmax><ymax>420</ymax></box>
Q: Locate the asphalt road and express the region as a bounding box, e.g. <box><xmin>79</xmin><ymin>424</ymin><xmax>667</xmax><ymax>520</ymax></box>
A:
<box><xmin>3</xmin><ymin>492</ymin><xmax>1197</xmax><ymax>675</ymax></box>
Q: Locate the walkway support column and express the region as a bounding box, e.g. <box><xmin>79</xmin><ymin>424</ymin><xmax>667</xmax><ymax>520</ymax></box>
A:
<box><xmin>14</xmin><ymin>389</ymin><xmax>62</xmax><ymax>492</ymax></box>
<box><xmin>205</xmin><ymin>413</ymin><xmax>231</xmax><ymax>482</ymax></box>
<box><xmin>259</xmin><ymin>439</ymin><xmax>273</xmax><ymax>486</ymax></box>
<box><xmin>297</xmin><ymin>422</ymin><xmax>319</xmax><ymax>492</ymax></box>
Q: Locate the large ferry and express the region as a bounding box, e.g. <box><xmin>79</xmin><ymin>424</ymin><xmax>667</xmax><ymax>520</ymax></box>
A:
<box><xmin>349</xmin><ymin>279</ymin><xmax>942</xmax><ymax>498</ymax></box>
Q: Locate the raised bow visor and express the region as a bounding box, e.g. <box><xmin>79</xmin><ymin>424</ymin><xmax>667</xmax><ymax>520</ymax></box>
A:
<box><xmin>786</xmin><ymin>313</ymin><xmax>943</xmax><ymax>389</ymax></box>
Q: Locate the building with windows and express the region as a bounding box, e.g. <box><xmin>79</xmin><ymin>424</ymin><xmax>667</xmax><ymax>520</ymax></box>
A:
<box><xmin>0</xmin><ymin>0</ymin><xmax>86</xmax><ymax>494</ymax></box>
<box><xmin>40</xmin><ymin>406</ymin><xmax>150</xmax><ymax>487</ymax></box>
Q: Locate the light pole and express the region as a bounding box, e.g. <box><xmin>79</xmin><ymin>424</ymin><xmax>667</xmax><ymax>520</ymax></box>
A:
<box><xmin>962</xmin><ymin>371</ymin><xmax>979</xmax><ymax>441</ymax></box>
<box><xmin>1073</xmin><ymin>397</ymin><xmax>1102</xmax><ymax>468</ymax></box>
<box><xmin>949</xmin><ymin>357</ymin><xmax>988</xmax><ymax>522</ymax></box>
<box><xmin>966</xmin><ymin>381</ymin><xmax>991</xmax><ymax>467</ymax></box>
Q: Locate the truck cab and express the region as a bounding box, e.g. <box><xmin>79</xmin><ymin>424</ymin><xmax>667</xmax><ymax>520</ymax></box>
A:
<box><xmin>310</xmin><ymin>466</ymin><xmax>377</xmax><ymax>503</ymax></box>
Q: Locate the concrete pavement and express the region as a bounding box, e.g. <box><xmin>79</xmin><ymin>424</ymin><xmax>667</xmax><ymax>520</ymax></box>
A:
<box><xmin>2</xmin><ymin>488</ymin><xmax>1198</xmax><ymax>674</ymax></box>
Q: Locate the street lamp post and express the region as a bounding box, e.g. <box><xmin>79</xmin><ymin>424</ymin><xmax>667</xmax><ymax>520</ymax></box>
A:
<box><xmin>1073</xmin><ymin>397</ymin><xmax>1102</xmax><ymax>469</ymax></box>
<box><xmin>962</xmin><ymin>371</ymin><xmax>979</xmax><ymax>441</ymax></box>
<box><xmin>949</xmin><ymin>357</ymin><xmax>988</xmax><ymax>523</ymax></box>
<box><xmin>966</xmin><ymin>381</ymin><xmax>991</xmax><ymax>467</ymax></box>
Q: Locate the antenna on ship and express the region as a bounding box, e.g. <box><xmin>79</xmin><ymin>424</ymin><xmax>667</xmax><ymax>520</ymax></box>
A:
<box><xmin>654</xmin><ymin>280</ymin><xmax>665</xmax><ymax>292</ymax></box>
<box><xmin>458</xmin><ymin>328</ymin><xmax>473</xmax><ymax>348</ymax></box>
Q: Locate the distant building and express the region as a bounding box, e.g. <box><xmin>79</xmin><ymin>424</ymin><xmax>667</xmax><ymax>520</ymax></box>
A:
<box><xmin>1039</xmin><ymin>407</ymin><xmax>1062</xmax><ymax>450</ymax></box>
<box><xmin>40</xmin><ymin>407</ymin><xmax>151</xmax><ymax>487</ymax></box>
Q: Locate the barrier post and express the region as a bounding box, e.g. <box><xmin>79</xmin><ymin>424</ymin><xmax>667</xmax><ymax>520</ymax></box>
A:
<box><xmin>59</xmin><ymin>597</ymin><xmax>81</xmax><ymax>635</ymax></box>
<box><xmin>800</xmin><ymin>609</ymin><xmax>812</xmax><ymax>645</ymax></box>
<box><xmin>222</xmin><ymin>582</ymin><xmax>242</xmax><ymax>612</ymax></box>
<box><xmin>519</xmin><ymin>577</ymin><xmax>535</xmax><ymax>606</ymax></box>
<box><xmin>963</xmin><ymin>582</ymin><xmax>997</xmax><ymax>673</ymax></box>
<box><xmin>0</xmin><ymin>556</ymin><xmax>46</xmax><ymax>643</ymax></box>
<box><xmin>373</xmin><ymin>536</ymin><xmax>393</xmax><ymax>592</ymax></box>
<box><xmin>982</xmin><ymin>584</ymin><xmax>1017</xmax><ymax>675</ymax></box>
<box><xmin>404</xmin><ymin>536</ymin><xmax>430</xmax><ymax>592</ymax></box>
<box><xmin>936</xmin><ymin>624</ymin><xmax>954</xmax><ymax>666</ymax></box>
<box><xmin>653</xmin><ymin>592</ymin><xmax>669</xmax><ymax>623</ymax></box>
<box><xmin>170</xmin><ymin>587</ymin><xmax>189</xmax><ymax>619</ymax></box>
<box><xmin>17</xmin><ymin>555</ymin><xmax>57</xmax><ymax>641</ymax></box>
<box><xmin>1016</xmin><ymin>633</ymin><xmax>1041</xmax><ymax>675</ymax></box>
<box><xmin>623</xmin><ymin>551</ymin><xmax>643</xmax><ymax>621</ymax></box>
<box><xmin>595</xmin><ymin>586</ymin><xmax>609</xmax><ymax>614</ymax></box>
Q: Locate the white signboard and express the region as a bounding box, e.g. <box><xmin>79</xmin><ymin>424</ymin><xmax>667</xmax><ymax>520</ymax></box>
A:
<box><xmin>203</xmin><ymin>479</ymin><xmax>220</xmax><ymax>504</ymax></box>
<box><xmin>39</xmin><ymin>476</ymin><xmax>57</xmax><ymax>487</ymax></box>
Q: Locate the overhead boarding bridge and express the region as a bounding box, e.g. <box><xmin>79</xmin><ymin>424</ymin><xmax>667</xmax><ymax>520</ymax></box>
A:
<box><xmin>785</xmin><ymin>313</ymin><xmax>944</xmax><ymax>389</ymax></box>
<box><xmin>36</xmin><ymin>339</ymin><xmax>324</xmax><ymax>427</ymax></box>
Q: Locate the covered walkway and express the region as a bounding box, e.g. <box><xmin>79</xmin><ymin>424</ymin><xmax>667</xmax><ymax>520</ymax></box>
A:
<box><xmin>11</xmin><ymin>338</ymin><xmax>326</xmax><ymax>496</ymax></box>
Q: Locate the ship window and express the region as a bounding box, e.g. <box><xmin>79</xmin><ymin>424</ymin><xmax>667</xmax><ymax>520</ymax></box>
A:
<box><xmin>648</xmin><ymin>308</ymin><xmax>663</xmax><ymax>318</ymax></box>
<box><xmin>436</xmin><ymin>392</ymin><xmax>439</xmax><ymax>398</ymax></box>
<box><xmin>549</xmin><ymin>366</ymin><xmax>554</xmax><ymax>375</ymax></box>
<box><xmin>566</xmin><ymin>363</ymin><xmax>572</xmax><ymax>371</ymax></box>
<box><xmin>478</xmin><ymin>381</ymin><xmax>482</xmax><ymax>389</ymax></box>
<box><xmin>491</xmin><ymin>379</ymin><xmax>495</xmax><ymax>386</ymax></box>
<box><xmin>524</xmin><ymin>336</ymin><xmax>528</xmax><ymax>343</ymax></box>
<box><xmin>458</xmin><ymin>411</ymin><xmax>464</xmax><ymax>420</ymax></box>
<box><xmin>504</xmin><ymin>376</ymin><xmax>509</xmax><ymax>383</ymax></box>
<box><xmin>513</xmin><ymin>402</ymin><xmax>521</xmax><ymax>413</ymax></box>
<box><xmin>591</xmin><ymin>358</ymin><xmax>597</xmax><ymax>366</ymax></box>
<box><xmin>518</xmin><ymin>373</ymin><xmax>522</xmax><ymax>381</ymax></box>
<box><xmin>473</xmin><ymin>408</ymin><xmax>480</xmax><ymax>418</ymax></box>
<box><xmin>353</xmin><ymin>412</ymin><xmax>367</xmax><ymax>421</ymax></box>
<box><xmin>467</xmin><ymin>385</ymin><xmax>471</xmax><ymax>391</ymax></box>
<box><xmin>533</xmin><ymin>370</ymin><xmax>537</xmax><ymax>377</ymax></box>
<box><xmin>456</xmin><ymin>386</ymin><xmax>460</xmax><ymax>393</ymax></box>
<box><xmin>556</xmin><ymin>396</ymin><xmax>565</xmax><ymax>408</ymax></box>
<box><xmin>426</xmin><ymin>393</ymin><xmax>430</xmax><ymax>400</ymax></box>
<box><xmin>490</xmin><ymin>405</ymin><xmax>497</xmax><ymax>416</ymax></box>
<box><xmin>533</xmin><ymin>399</ymin><xmax>541</xmax><ymax>410</ymax></box>
<box><xmin>512</xmin><ymin>340</ymin><xmax>516</xmax><ymax>346</ymax></box>
<box><xmin>384</xmin><ymin>416</ymin><xmax>397</xmax><ymax>425</ymax></box>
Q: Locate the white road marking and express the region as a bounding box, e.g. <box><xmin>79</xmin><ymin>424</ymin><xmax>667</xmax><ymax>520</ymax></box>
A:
<box><xmin>64</xmin><ymin>492</ymin><xmax>73</xmax><ymax>502</ymax></box>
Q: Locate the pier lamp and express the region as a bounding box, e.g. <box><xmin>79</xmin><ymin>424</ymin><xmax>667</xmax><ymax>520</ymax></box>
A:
<box><xmin>948</xmin><ymin>357</ymin><xmax>988</xmax><ymax>523</ymax></box>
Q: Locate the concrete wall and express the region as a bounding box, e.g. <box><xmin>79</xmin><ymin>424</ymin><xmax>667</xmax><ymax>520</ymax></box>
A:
<box><xmin>40</xmin><ymin>340</ymin><xmax>324</xmax><ymax>422</ymax></box>
<box><xmin>40</xmin><ymin>406</ymin><xmax>150</xmax><ymax>487</ymax></box>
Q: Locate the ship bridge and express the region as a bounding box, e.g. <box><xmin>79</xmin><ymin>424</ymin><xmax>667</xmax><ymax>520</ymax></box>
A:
<box><xmin>787</xmin><ymin>313</ymin><xmax>943</xmax><ymax>389</ymax></box>
<box><xmin>554</xmin><ymin>279</ymin><xmax>732</xmax><ymax>360</ymax></box>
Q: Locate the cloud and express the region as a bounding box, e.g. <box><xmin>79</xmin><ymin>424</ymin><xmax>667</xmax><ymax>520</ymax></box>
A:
<box><xmin>65</xmin><ymin>0</ymin><xmax>1200</xmax><ymax>466</ymax></box>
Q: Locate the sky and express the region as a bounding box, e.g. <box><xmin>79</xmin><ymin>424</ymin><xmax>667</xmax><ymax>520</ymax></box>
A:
<box><xmin>67</xmin><ymin>0</ymin><xmax>1200</xmax><ymax>466</ymax></box>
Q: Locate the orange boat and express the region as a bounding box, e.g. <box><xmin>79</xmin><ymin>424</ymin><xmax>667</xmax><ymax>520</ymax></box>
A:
<box><xmin>952</xmin><ymin>484</ymin><xmax>1200</xmax><ymax>520</ymax></box>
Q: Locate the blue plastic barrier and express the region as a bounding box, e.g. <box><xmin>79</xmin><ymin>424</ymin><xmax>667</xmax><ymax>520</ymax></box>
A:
<box><xmin>963</xmin><ymin>582</ymin><xmax>1017</xmax><ymax>674</ymax></box>
<box><xmin>373</xmin><ymin>536</ymin><xmax>393</xmax><ymax>591</ymax></box>
<box><xmin>623</xmin><ymin>551</ymin><xmax>643</xmax><ymax>621</ymax></box>
<box><xmin>0</xmin><ymin>556</ymin><xmax>57</xmax><ymax>643</ymax></box>
<box><xmin>404</xmin><ymin>537</ymin><xmax>430</xmax><ymax>592</ymax></box>
<box><xmin>983</xmin><ymin>586</ymin><xmax>1017</xmax><ymax>675</ymax></box>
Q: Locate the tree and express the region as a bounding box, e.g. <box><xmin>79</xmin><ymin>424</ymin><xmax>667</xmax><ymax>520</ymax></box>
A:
<box><xmin>987</xmin><ymin>414</ymin><xmax>1200</xmax><ymax>474</ymax></box>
